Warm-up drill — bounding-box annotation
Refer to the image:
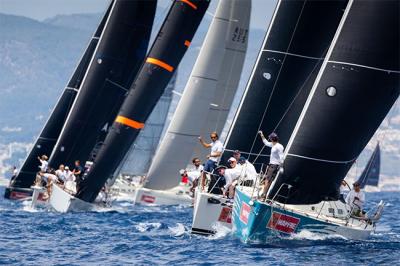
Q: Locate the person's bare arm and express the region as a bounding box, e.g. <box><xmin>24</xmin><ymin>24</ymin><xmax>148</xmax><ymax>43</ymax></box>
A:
<box><xmin>198</xmin><ymin>136</ymin><xmax>211</xmax><ymax>148</ymax></box>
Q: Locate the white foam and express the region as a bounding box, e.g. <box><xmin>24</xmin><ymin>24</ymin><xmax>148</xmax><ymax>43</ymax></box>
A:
<box><xmin>169</xmin><ymin>223</ymin><xmax>186</xmax><ymax>237</ymax></box>
<box><xmin>135</xmin><ymin>222</ymin><xmax>162</xmax><ymax>232</ymax></box>
<box><xmin>290</xmin><ymin>230</ymin><xmax>346</xmax><ymax>241</ymax></box>
<box><xmin>208</xmin><ymin>222</ymin><xmax>232</xmax><ymax>240</ymax></box>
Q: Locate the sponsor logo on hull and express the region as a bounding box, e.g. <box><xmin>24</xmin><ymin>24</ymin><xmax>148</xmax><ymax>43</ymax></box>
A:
<box><xmin>141</xmin><ymin>194</ymin><xmax>156</xmax><ymax>203</ymax></box>
<box><xmin>10</xmin><ymin>191</ymin><xmax>31</xmax><ymax>200</ymax></box>
<box><xmin>267</xmin><ymin>211</ymin><xmax>300</xmax><ymax>234</ymax></box>
<box><xmin>218</xmin><ymin>207</ymin><xmax>232</xmax><ymax>224</ymax></box>
<box><xmin>240</xmin><ymin>202</ymin><xmax>251</xmax><ymax>224</ymax></box>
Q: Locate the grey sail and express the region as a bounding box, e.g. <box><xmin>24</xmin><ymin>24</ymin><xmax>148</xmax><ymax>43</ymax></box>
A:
<box><xmin>116</xmin><ymin>73</ymin><xmax>176</xmax><ymax>177</ymax></box>
<box><xmin>145</xmin><ymin>0</ymin><xmax>250</xmax><ymax>190</ymax></box>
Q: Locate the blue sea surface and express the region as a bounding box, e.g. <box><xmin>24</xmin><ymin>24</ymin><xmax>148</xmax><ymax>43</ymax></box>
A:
<box><xmin>0</xmin><ymin>186</ymin><xmax>399</xmax><ymax>265</ymax></box>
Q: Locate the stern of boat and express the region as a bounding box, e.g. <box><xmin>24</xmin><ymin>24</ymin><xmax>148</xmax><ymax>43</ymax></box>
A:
<box><xmin>191</xmin><ymin>190</ymin><xmax>232</xmax><ymax>235</ymax></box>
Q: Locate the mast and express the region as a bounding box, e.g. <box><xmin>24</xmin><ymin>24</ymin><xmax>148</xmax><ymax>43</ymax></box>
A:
<box><xmin>269</xmin><ymin>0</ymin><xmax>399</xmax><ymax>204</ymax></box>
<box><xmin>222</xmin><ymin>0</ymin><xmax>348</xmax><ymax>169</ymax></box>
<box><xmin>145</xmin><ymin>0</ymin><xmax>250</xmax><ymax>191</ymax></box>
<box><xmin>8</xmin><ymin>2</ymin><xmax>113</xmax><ymax>190</ymax></box>
<box><xmin>76</xmin><ymin>0</ymin><xmax>210</xmax><ymax>202</ymax></box>
<box><xmin>48</xmin><ymin>0</ymin><xmax>157</xmax><ymax>169</ymax></box>
<box><xmin>356</xmin><ymin>143</ymin><xmax>380</xmax><ymax>189</ymax></box>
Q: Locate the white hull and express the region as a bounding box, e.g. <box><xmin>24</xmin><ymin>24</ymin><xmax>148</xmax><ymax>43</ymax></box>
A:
<box><xmin>191</xmin><ymin>191</ymin><xmax>232</xmax><ymax>235</ymax></box>
<box><xmin>111</xmin><ymin>180</ymin><xmax>193</xmax><ymax>206</ymax></box>
<box><xmin>134</xmin><ymin>185</ymin><xmax>192</xmax><ymax>206</ymax></box>
<box><xmin>30</xmin><ymin>185</ymin><xmax>47</xmax><ymax>208</ymax></box>
<box><xmin>49</xmin><ymin>183</ymin><xmax>94</xmax><ymax>212</ymax></box>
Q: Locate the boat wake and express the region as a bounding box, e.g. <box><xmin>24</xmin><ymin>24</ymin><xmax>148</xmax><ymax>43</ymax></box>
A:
<box><xmin>168</xmin><ymin>223</ymin><xmax>187</xmax><ymax>237</ymax></box>
<box><xmin>289</xmin><ymin>230</ymin><xmax>347</xmax><ymax>241</ymax></box>
<box><xmin>135</xmin><ymin>222</ymin><xmax>163</xmax><ymax>232</ymax></box>
<box><xmin>208</xmin><ymin>222</ymin><xmax>232</xmax><ymax>240</ymax></box>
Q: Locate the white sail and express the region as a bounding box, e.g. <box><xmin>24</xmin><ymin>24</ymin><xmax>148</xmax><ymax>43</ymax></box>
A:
<box><xmin>145</xmin><ymin>0</ymin><xmax>251</xmax><ymax>190</ymax></box>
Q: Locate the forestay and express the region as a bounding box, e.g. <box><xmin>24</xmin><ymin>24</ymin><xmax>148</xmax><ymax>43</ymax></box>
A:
<box><xmin>145</xmin><ymin>0</ymin><xmax>250</xmax><ymax>190</ymax></box>
<box><xmin>270</xmin><ymin>0</ymin><xmax>400</xmax><ymax>204</ymax></box>
<box><xmin>222</xmin><ymin>0</ymin><xmax>348</xmax><ymax>170</ymax></box>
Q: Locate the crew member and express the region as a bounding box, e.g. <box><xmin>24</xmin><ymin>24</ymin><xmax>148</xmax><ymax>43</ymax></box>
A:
<box><xmin>198</xmin><ymin>132</ymin><xmax>223</xmax><ymax>189</ymax></box>
<box><xmin>346</xmin><ymin>181</ymin><xmax>365</xmax><ymax>217</ymax></box>
<box><xmin>38</xmin><ymin>155</ymin><xmax>48</xmax><ymax>173</ymax></box>
<box><xmin>258</xmin><ymin>131</ymin><xmax>284</xmax><ymax>199</ymax></box>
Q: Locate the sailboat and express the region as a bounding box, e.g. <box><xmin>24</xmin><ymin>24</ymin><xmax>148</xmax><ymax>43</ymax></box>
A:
<box><xmin>356</xmin><ymin>143</ymin><xmax>380</xmax><ymax>189</ymax></box>
<box><xmin>233</xmin><ymin>0</ymin><xmax>398</xmax><ymax>242</ymax></box>
<box><xmin>132</xmin><ymin>0</ymin><xmax>251</xmax><ymax>206</ymax></box>
<box><xmin>27</xmin><ymin>0</ymin><xmax>158</xmax><ymax>208</ymax></box>
<box><xmin>49</xmin><ymin>0</ymin><xmax>210</xmax><ymax>212</ymax></box>
<box><xmin>192</xmin><ymin>0</ymin><xmax>350</xmax><ymax>235</ymax></box>
<box><xmin>4</xmin><ymin>2</ymin><xmax>113</xmax><ymax>201</ymax></box>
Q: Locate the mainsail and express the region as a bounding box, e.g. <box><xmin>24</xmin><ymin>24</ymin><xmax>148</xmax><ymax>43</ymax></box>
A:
<box><xmin>117</xmin><ymin>73</ymin><xmax>177</xmax><ymax>177</ymax></box>
<box><xmin>8</xmin><ymin>2</ymin><xmax>113</xmax><ymax>190</ymax></box>
<box><xmin>76</xmin><ymin>0</ymin><xmax>210</xmax><ymax>202</ymax></box>
<box><xmin>145</xmin><ymin>0</ymin><xmax>251</xmax><ymax>190</ymax></box>
<box><xmin>356</xmin><ymin>143</ymin><xmax>380</xmax><ymax>189</ymax></box>
<box><xmin>48</xmin><ymin>0</ymin><xmax>157</xmax><ymax>168</ymax></box>
<box><xmin>222</xmin><ymin>0</ymin><xmax>348</xmax><ymax>169</ymax></box>
<box><xmin>270</xmin><ymin>0</ymin><xmax>399</xmax><ymax>204</ymax></box>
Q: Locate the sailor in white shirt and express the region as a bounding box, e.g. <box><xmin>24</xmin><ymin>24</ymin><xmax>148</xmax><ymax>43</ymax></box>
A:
<box><xmin>224</xmin><ymin>157</ymin><xmax>243</xmax><ymax>198</ymax></box>
<box><xmin>258</xmin><ymin>131</ymin><xmax>284</xmax><ymax>199</ymax></box>
<box><xmin>38</xmin><ymin>155</ymin><xmax>49</xmax><ymax>173</ymax></box>
<box><xmin>198</xmin><ymin>132</ymin><xmax>224</xmax><ymax>188</ymax></box>
<box><xmin>55</xmin><ymin>164</ymin><xmax>68</xmax><ymax>183</ymax></box>
<box><xmin>64</xmin><ymin>166</ymin><xmax>77</xmax><ymax>193</ymax></box>
<box><xmin>346</xmin><ymin>182</ymin><xmax>365</xmax><ymax>216</ymax></box>
<box><xmin>238</xmin><ymin>157</ymin><xmax>258</xmax><ymax>185</ymax></box>
<box><xmin>186</xmin><ymin>158</ymin><xmax>204</xmax><ymax>183</ymax></box>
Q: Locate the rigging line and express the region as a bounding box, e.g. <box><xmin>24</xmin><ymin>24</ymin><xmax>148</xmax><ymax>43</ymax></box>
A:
<box><xmin>248</xmin><ymin>1</ymin><xmax>308</xmax><ymax>156</ymax></box>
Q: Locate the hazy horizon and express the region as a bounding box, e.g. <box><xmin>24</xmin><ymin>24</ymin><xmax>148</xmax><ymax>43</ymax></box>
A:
<box><xmin>0</xmin><ymin>0</ymin><xmax>277</xmax><ymax>29</ymax></box>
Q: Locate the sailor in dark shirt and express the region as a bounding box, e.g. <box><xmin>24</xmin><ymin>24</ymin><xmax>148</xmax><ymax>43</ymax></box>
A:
<box><xmin>207</xmin><ymin>166</ymin><xmax>226</xmax><ymax>195</ymax></box>
<box><xmin>72</xmin><ymin>160</ymin><xmax>84</xmax><ymax>187</ymax></box>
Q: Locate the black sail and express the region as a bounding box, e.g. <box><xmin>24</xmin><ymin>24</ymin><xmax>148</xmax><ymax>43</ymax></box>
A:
<box><xmin>356</xmin><ymin>143</ymin><xmax>380</xmax><ymax>189</ymax></box>
<box><xmin>48</xmin><ymin>0</ymin><xmax>157</xmax><ymax>169</ymax></box>
<box><xmin>77</xmin><ymin>0</ymin><xmax>210</xmax><ymax>202</ymax></box>
<box><xmin>270</xmin><ymin>0</ymin><xmax>399</xmax><ymax>204</ymax></box>
<box><xmin>7</xmin><ymin>3</ymin><xmax>113</xmax><ymax>190</ymax></box>
<box><xmin>222</xmin><ymin>0</ymin><xmax>348</xmax><ymax>169</ymax></box>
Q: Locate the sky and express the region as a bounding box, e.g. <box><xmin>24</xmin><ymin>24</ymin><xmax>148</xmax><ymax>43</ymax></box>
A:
<box><xmin>0</xmin><ymin>0</ymin><xmax>277</xmax><ymax>30</ymax></box>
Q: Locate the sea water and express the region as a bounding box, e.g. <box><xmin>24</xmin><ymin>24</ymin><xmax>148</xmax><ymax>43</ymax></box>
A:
<box><xmin>0</xmin><ymin>186</ymin><xmax>399</xmax><ymax>265</ymax></box>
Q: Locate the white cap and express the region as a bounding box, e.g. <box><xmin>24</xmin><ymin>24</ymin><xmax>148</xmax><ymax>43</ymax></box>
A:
<box><xmin>65</xmin><ymin>166</ymin><xmax>69</xmax><ymax>170</ymax></box>
<box><xmin>228</xmin><ymin>157</ymin><xmax>236</xmax><ymax>162</ymax></box>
